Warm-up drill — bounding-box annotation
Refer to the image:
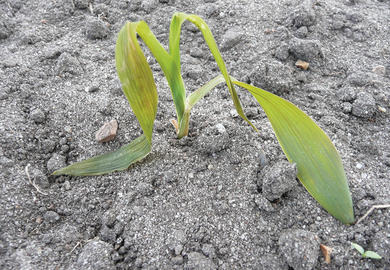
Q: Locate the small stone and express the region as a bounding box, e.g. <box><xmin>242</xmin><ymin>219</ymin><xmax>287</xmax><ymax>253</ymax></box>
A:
<box><xmin>295</xmin><ymin>26</ymin><xmax>308</xmax><ymax>38</ymax></box>
<box><xmin>372</xmin><ymin>65</ymin><xmax>386</xmax><ymax>76</ymax></box>
<box><xmin>201</xmin><ymin>244</ymin><xmax>215</xmax><ymax>258</ymax></box>
<box><xmin>95</xmin><ymin>119</ymin><xmax>118</xmax><ymax>143</ymax></box>
<box><xmin>47</xmin><ymin>153</ymin><xmax>67</xmax><ymax>172</ymax></box>
<box><xmin>337</xmin><ymin>87</ymin><xmax>357</xmax><ymax>102</ymax></box>
<box><xmin>85</xmin><ymin>17</ymin><xmax>109</xmax><ymax>40</ymax></box>
<box><xmin>342</xmin><ymin>102</ymin><xmax>352</xmax><ymax>114</ymax></box>
<box><xmin>30</xmin><ymin>108</ymin><xmax>46</xmax><ymax>123</ymax></box>
<box><xmin>189</xmin><ymin>47</ymin><xmax>204</xmax><ymax>58</ymax></box>
<box><xmin>43</xmin><ymin>211</ymin><xmax>60</xmax><ymax>223</ymax></box>
<box><xmin>378</xmin><ymin>106</ymin><xmax>386</xmax><ymax>113</ymax></box>
<box><xmin>261</xmin><ymin>160</ymin><xmax>298</xmax><ymax>201</ymax></box>
<box><xmin>275</xmin><ymin>44</ymin><xmax>290</xmax><ymax>61</ymax></box>
<box><xmin>221</xmin><ymin>27</ymin><xmax>243</xmax><ymax>51</ymax></box>
<box><xmin>74</xmin><ymin>240</ymin><xmax>115</xmax><ymax>269</ymax></box>
<box><xmin>64</xmin><ymin>180</ymin><xmax>71</xmax><ymax>190</ymax></box>
<box><xmin>186</xmin><ymin>252</ymin><xmax>216</xmax><ymax>270</ymax></box>
<box><xmin>215</xmin><ymin>123</ymin><xmax>226</xmax><ymax>134</ymax></box>
<box><xmin>289</xmin><ymin>38</ymin><xmax>323</xmax><ymax>62</ymax></box>
<box><xmin>99</xmin><ymin>225</ymin><xmax>116</xmax><ymax>244</ymax></box>
<box><xmin>289</xmin><ymin>0</ymin><xmax>316</xmax><ymax>28</ymax></box>
<box><xmin>254</xmin><ymin>194</ymin><xmax>275</xmax><ymax>212</ymax></box>
<box><xmin>295</xmin><ymin>59</ymin><xmax>309</xmax><ymax>70</ymax></box>
<box><xmin>74</xmin><ymin>0</ymin><xmax>89</xmax><ymax>9</ymax></box>
<box><xmin>279</xmin><ymin>229</ymin><xmax>320</xmax><ymax>270</ymax></box>
<box><xmin>56</xmin><ymin>52</ymin><xmax>82</xmax><ymax>75</ymax></box>
<box><xmin>356</xmin><ymin>163</ymin><xmax>363</xmax><ymax>169</ymax></box>
<box><xmin>85</xmin><ymin>83</ymin><xmax>100</xmax><ymax>93</ymax></box>
<box><xmin>172</xmin><ymin>255</ymin><xmax>184</xmax><ymax>265</ymax></box>
<box><xmin>0</xmin><ymin>19</ymin><xmax>11</xmax><ymax>40</ymax></box>
<box><xmin>141</xmin><ymin>0</ymin><xmax>158</xmax><ymax>13</ymax></box>
<box><xmin>135</xmin><ymin>182</ymin><xmax>154</xmax><ymax>197</ymax></box>
<box><xmin>351</xmin><ymin>92</ymin><xmax>376</xmax><ymax>118</ymax></box>
<box><xmin>186</xmin><ymin>64</ymin><xmax>203</xmax><ymax>80</ymax></box>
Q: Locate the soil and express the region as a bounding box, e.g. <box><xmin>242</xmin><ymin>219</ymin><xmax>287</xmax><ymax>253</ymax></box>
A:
<box><xmin>1</xmin><ymin>0</ymin><xmax>389</xmax><ymax>269</ymax></box>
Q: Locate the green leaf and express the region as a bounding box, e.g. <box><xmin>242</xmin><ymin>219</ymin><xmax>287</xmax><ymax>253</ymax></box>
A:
<box><xmin>115</xmin><ymin>22</ymin><xmax>158</xmax><ymax>143</ymax></box>
<box><xmin>233</xmin><ymin>79</ymin><xmax>354</xmax><ymax>224</ymax></box>
<box><xmin>363</xmin><ymin>251</ymin><xmax>382</xmax><ymax>260</ymax></box>
<box><xmin>351</xmin><ymin>243</ymin><xmax>365</xmax><ymax>254</ymax></box>
<box><xmin>170</xmin><ymin>13</ymin><xmax>258</xmax><ymax>136</ymax></box>
<box><xmin>52</xmin><ymin>135</ymin><xmax>151</xmax><ymax>176</ymax></box>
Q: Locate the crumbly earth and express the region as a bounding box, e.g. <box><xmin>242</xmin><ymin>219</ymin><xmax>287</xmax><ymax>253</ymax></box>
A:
<box><xmin>0</xmin><ymin>0</ymin><xmax>389</xmax><ymax>269</ymax></box>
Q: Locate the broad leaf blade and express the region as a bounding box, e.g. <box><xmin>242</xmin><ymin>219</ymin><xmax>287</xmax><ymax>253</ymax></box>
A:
<box><xmin>52</xmin><ymin>135</ymin><xmax>151</xmax><ymax>176</ymax></box>
<box><xmin>233</xmin><ymin>80</ymin><xmax>354</xmax><ymax>224</ymax></box>
<box><xmin>116</xmin><ymin>22</ymin><xmax>158</xmax><ymax>143</ymax></box>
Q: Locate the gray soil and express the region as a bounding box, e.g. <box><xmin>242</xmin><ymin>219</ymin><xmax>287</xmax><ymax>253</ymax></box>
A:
<box><xmin>1</xmin><ymin>0</ymin><xmax>389</xmax><ymax>269</ymax></box>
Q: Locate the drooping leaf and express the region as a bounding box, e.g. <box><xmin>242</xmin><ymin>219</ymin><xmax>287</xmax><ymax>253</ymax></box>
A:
<box><xmin>52</xmin><ymin>135</ymin><xmax>151</xmax><ymax>176</ymax></box>
<box><xmin>232</xmin><ymin>79</ymin><xmax>354</xmax><ymax>224</ymax></box>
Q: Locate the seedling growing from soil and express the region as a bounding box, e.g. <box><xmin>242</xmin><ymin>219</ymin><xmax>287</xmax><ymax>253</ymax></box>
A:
<box><xmin>53</xmin><ymin>13</ymin><xmax>355</xmax><ymax>224</ymax></box>
<box><xmin>351</xmin><ymin>242</ymin><xmax>382</xmax><ymax>260</ymax></box>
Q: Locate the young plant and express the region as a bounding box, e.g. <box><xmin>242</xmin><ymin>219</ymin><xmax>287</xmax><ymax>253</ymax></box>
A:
<box><xmin>53</xmin><ymin>12</ymin><xmax>354</xmax><ymax>224</ymax></box>
<box><xmin>351</xmin><ymin>242</ymin><xmax>382</xmax><ymax>259</ymax></box>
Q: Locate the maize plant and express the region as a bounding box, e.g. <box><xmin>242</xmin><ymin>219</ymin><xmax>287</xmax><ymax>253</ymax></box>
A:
<box><xmin>53</xmin><ymin>13</ymin><xmax>354</xmax><ymax>224</ymax></box>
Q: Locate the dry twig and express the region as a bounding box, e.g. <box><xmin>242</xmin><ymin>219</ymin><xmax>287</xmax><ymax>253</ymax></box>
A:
<box><xmin>25</xmin><ymin>164</ymin><xmax>48</xmax><ymax>195</ymax></box>
<box><xmin>355</xmin><ymin>204</ymin><xmax>390</xmax><ymax>225</ymax></box>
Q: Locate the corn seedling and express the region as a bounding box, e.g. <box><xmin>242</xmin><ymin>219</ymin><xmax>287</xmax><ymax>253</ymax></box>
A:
<box><xmin>351</xmin><ymin>242</ymin><xmax>382</xmax><ymax>260</ymax></box>
<box><xmin>53</xmin><ymin>13</ymin><xmax>354</xmax><ymax>224</ymax></box>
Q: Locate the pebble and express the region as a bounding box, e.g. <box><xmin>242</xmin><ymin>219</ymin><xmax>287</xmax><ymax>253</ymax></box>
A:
<box><xmin>64</xmin><ymin>180</ymin><xmax>71</xmax><ymax>190</ymax></box>
<box><xmin>189</xmin><ymin>47</ymin><xmax>204</xmax><ymax>58</ymax></box>
<box><xmin>351</xmin><ymin>92</ymin><xmax>376</xmax><ymax>118</ymax></box>
<box><xmin>261</xmin><ymin>160</ymin><xmax>298</xmax><ymax>201</ymax></box>
<box><xmin>47</xmin><ymin>153</ymin><xmax>67</xmax><ymax>172</ymax></box>
<box><xmin>186</xmin><ymin>252</ymin><xmax>216</xmax><ymax>270</ymax></box>
<box><xmin>372</xmin><ymin>65</ymin><xmax>386</xmax><ymax>76</ymax></box>
<box><xmin>95</xmin><ymin>119</ymin><xmax>118</xmax><ymax>143</ymax></box>
<box><xmin>85</xmin><ymin>83</ymin><xmax>100</xmax><ymax>93</ymax></box>
<box><xmin>30</xmin><ymin>108</ymin><xmax>46</xmax><ymax>124</ymax></box>
<box><xmin>289</xmin><ymin>0</ymin><xmax>316</xmax><ymax>28</ymax></box>
<box><xmin>141</xmin><ymin>0</ymin><xmax>158</xmax><ymax>13</ymax></box>
<box><xmin>99</xmin><ymin>225</ymin><xmax>116</xmax><ymax>244</ymax></box>
<box><xmin>186</xmin><ymin>64</ymin><xmax>203</xmax><ymax>80</ymax></box>
<box><xmin>295</xmin><ymin>26</ymin><xmax>308</xmax><ymax>38</ymax></box>
<box><xmin>221</xmin><ymin>27</ymin><xmax>243</xmax><ymax>51</ymax></box>
<box><xmin>278</xmin><ymin>229</ymin><xmax>320</xmax><ymax>270</ymax></box>
<box><xmin>337</xmin><ymin>87</ymin><xmax>357</xmax><ymax>102</ymax></box>
<box><xmin>275</xmin><ymin>43</ymin><xmax>290</xmax><ymax>61</ymax></box>
<box><xmin>74</xmin><ymin>240</ymin><xmax>115</xmax><ymax>269</ymax></box>
<box><xmin>85</xmin><ymin>17</ymin><xmax>109</xmax><ymax>40</ymax></box>
<box><xmin>0</xmin><ymin>20</ymin><xmax>11</xmax><ymax>40</ymax></box>
<box><xmin>295</xmin><ymin>59</ymin><xmax>309</xmax><ymax>70</ymax></box>
<box><xmin>135</xmin><ymin>182</ymin><xmax>154</xmax><ymax>197</ymax></box>
<box><xmin>289</xmin><ymin>38</ymin><xmax>323</xmax><ymax>62</ymax></box>
<box><xmin>172</xmin><ymin>255</ymin><xmax>184</xmax><ymax>265</ymax></box>
<box><xmin>254</xmin><ymin>194</ymin><xmax>275</xmax><ymax>212</ymax></box>
<box><xmin>43</xmin><ymin>211</ymin><xmax>60</xmax><ymax>223</ymax></box>
<box><xmin>356</xmin><ymin>162</ymin><xmax>363</xmax><ymax>169</ymax></box>
<box><xmin>74</xmin><ymin>0</ymin><xmax>89</xmax><ymax>9</ymax></box>
<box><xmin>56</xmin><ymin>52</ymin><xmax>82</xmax><ymax>75</ymax></box>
